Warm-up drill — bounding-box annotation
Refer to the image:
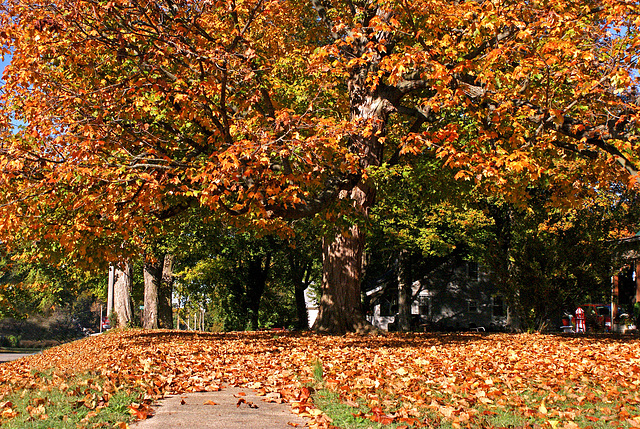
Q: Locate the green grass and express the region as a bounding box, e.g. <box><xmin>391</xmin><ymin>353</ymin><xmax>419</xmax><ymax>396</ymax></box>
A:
<box><xmin>311</xmin><ymin>359</ymin><xmax>324</xmax><ymax>385</ymax></box>
<box><xmin>313</xmin><ymin>389</ymin><xmax>408</xmax><ymax>429</ymax></box>
<box><xmin>0</xmin><ymin>370</ymin><xmax>145</xmax><ymax>428</ymax></box>
<box><xmin>468</xmin><ymin>382</ymin><xmax>640</xmax><ymax>429</ymax></box>
<box><xmin>0</xmin><ymin>347</ymin><xmax>43</xmax><ymax>353</ymax></box>
<box><xmin>308</xmin><ymin>359</ymin><xmax>404</xmax><ymax>428</ymax></box>
<box><xmin>312</xmin><ymin>378</ymin><xmax>640</xmax><ymax>429</ymax></box>
<box><xmin>472</xmin><ymin>408</ymin><xmax>529</xmax><ymax>428</ymax></box>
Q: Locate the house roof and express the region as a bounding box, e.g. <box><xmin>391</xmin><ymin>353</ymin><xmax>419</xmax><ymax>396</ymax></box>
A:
<box><xmin>614</xmin><ymin>234</ymin><xmax>640</xmax><ymax>260</ymax></box>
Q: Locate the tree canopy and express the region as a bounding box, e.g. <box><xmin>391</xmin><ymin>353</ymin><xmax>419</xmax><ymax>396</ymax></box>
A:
<box><xmin>0</xmin><ymin>0</ymin><xmax>639</xmax><ymax>332</ymax></box>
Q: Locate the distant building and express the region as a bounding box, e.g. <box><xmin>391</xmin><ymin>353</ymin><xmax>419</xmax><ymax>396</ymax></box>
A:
<box><xmin>365</xmin><ymin>258</ymin><xmax>507</xmax><ymax>331</ymax></box>
<box><xmin>612</xmin><ymin>235</ymin><xmax>640</xmax><ymax>331</ymax></box>
<box><xmin>305</xmin><ymin>288</ymin><xmax>319</xmax><ymax>328</ymax></box>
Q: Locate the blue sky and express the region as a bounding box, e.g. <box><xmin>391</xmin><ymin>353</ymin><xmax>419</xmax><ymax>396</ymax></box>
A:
<box><xmin>0</xmin><ymin>54</ymin><xmax>9</xmax><ymax>83</ymax></box>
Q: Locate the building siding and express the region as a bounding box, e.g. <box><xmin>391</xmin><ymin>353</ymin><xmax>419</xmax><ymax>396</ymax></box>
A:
<box><xmin>366</xmin><ymin>261</ymin><xmax>507</xmax><ymax>331</ymax></box>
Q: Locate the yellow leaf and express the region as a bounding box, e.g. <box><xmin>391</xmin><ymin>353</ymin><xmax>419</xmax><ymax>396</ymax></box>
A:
<box><xmin>539</xmin><ymin>401</ymin><xmax>547</xmax><ymax>415</ymax></box>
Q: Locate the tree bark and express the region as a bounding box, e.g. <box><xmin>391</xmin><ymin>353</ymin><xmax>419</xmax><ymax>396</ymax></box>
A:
<box><xmin>312</xmin><ymin>67</ymin><xmax>393</xmax><ymax>333</ymax></box>
<box><xmin>313</xmin><ymin>181</ymin><xmax>381</xmax><ymax>334</ymax></box>
<box><xmin>313</xmin><ymin>220</ymin><xmax>375</xmax><ymax>334</ymax></box>
<box><xmin>113</xmin><ymin>261</ymin><xmax>133</xmax><ymax>327</ymax></box>
<box><xmin>158</xmin><ymin>254</ymin><xmax>175</xmax><ymax>329</ymax></box>
<box><xmin>143</xmin><ymin>256</ymin><xmax>162</xmax><ymax>329</ymax></box>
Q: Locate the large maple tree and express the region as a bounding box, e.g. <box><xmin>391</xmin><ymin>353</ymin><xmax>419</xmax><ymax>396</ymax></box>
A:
<box><xmin>0</xmin><ymin>0</ymin><xmax>638</xmax><ymax>333</ymax></box>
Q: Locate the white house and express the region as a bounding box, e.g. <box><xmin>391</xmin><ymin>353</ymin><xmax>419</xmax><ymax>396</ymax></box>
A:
<box><xmin>366</xmin><ymin>260</ymin><xmax>507</xmax><ymax>331</ymax></box>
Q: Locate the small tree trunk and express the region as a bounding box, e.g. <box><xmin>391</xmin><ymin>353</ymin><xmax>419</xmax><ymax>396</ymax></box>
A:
<box><xmin>158</xmin><ymin>254</ymin><xmax>175</xmax><ymax>329</ymax></box>
<box><xmin>248</xmin><ymin>301</ymin><xmax>260</xmax><ymax>331</ymax></box>
<box><xmin>295</xmin><ymin>285</ymin><xmax>309</xmax><ymax>330</ymax></box>
<box><xmin>288</xmin><ymin>251</ymin><xmax>313</xmax><ymax>330</ymax></box>
<box><xmin>113</xmin><ymin>262</ymin><xmax>133</xmax><ymax>327</ymax></box>
<box><xmin>246</xmin><ymin>253</ymin><xmax>271</xmax><ymax>331</ymax></box>
<box><xmin>397</xmin><ymin>249</ymin><xmax>412</xmax><ymax>332</ymax></box>
<box><xmin>107</xmin><ymin>265</ymin><xmax>115</xmax><ymax>316</ymax></box>
<box><xmin>143</xmin><ymin>256</ymin><xmax>163</xmax><ymax>329</ymax></box>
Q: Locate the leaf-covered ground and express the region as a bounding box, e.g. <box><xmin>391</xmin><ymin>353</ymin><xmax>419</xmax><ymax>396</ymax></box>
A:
<box><xmin>0</xmin><ymin>330</ymin><xmax>639</xmax><ymax>428</ymax></box>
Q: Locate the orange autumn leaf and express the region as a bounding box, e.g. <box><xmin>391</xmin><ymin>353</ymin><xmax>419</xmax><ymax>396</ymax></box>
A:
<box><xmin>128</xmin><ymin>405</ymin><xmax>149</xmax><ymax>420</ymax></box>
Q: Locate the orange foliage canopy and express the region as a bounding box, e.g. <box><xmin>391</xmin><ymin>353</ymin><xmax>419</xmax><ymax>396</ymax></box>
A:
<box><xmin>0</xmin><ymin>0</ymin><xmax>638</xmax><ymax>258</ymax></box>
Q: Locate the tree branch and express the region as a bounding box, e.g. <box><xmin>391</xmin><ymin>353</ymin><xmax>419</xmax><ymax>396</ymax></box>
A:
<box><xmin>266</xmin><ymin>173</ymin><xmax>361</xmax><ymax>219</ymax></box>
<box><xmin>453</xmin><ymin>75</ymin><xmax>640</xmax><ymax>177</ymax></box>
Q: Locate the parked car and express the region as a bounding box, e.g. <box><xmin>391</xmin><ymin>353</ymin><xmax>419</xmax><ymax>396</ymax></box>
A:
<box><xmin>562</xmin><ymin>304</ymin><xmax>629</xmax><ymax>332</ymax></box>
<box><xmin>101</xmin><ymin>316</ymin><xmax>111</xmax><ymax>330</ymax></box>
<box><xmin>583</xmin><ymin>304</ymin><xmax>612</xmax><ymax>332</ymax></box>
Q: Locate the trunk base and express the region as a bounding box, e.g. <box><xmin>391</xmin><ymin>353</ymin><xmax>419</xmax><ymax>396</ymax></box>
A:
<box><xmin>313</xmin><ymin>311</ymin><xmax>378</xmax><ymax>334</ymax></box>
<box><xmin>313</xmin><ymin>225</ymin><xmax>379</xmax><ymax>335</ymax></box>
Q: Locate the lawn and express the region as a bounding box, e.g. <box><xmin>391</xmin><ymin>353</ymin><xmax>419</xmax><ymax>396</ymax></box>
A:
<box><xmin>0</xmin><ymin>330</ymin><xmax>638</xmax><ymax>428</ymax></box>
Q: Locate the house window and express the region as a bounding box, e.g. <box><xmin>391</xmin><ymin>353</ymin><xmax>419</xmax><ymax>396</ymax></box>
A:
<box><xmin>468</xmin><ymin>262</ymin><xmax>479</xmax><ymax>281</ymax></box>
<box><xmin>492</xmin><ymin>295</ymin><xmax>505</xmax><ymax>318</ymax></box>
<box><xmin>468</xmin><ymin>299</ymin><xmax>478</xmax><ymax>313</ymax></box>
<box><xmin>418</xmin><ymin>295</ymin><xmax>430</xmax><ymax>316</ymax></box>
<box><xmin>380</xmin><ymin>297</ymin><xmax>398</xmax><ymax>317</ymax></box>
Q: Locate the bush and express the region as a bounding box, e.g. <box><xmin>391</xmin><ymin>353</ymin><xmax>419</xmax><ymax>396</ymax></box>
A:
<box><xmin>1</xmin><ymin>335</ymin><xmax>22</xmax><ymax>348</ymax></box>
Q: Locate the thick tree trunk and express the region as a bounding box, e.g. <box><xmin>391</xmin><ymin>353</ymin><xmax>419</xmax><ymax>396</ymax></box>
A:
<box><xmin>313</xmin><ymin>181</ymin><xmax>379</xmax><ymax>334</ymax></box>
<box><xmin>113</xmin><ymin>262</ymin><xmax>133</xmax><ymax>327</ymax></box>
<box><xmin>143</xmin><ymin>256</ymin><xmax>162</xmax><ymax>329</ymax></box>
<box><xmin>397</xmin><ymin>249</ymin><xmax>412</xmax><ymax>332</ymax></box>
<box><xmin>158</xmin><ymin>254</ymin><xmax>175</xmax><ymax>329</ymax></box>
<box><xmin>313</xmin><ymin>222</ymin><xmax>374</xmax><ymax>334</ymax></box>
<box><xmin>313</xmin><ymin>72</ymin><xmax>393</xmax><ymax>333</ymax></box>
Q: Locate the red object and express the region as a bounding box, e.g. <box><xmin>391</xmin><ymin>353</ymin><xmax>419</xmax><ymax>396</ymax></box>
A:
<box><xmin>101</xmin><ymin>316</ymin><xmax>110</xmax><ymax>330</ymax></box>
<box><xmin>575</xmin><ymin>307</ymin><xmax>585</xmax><ymax>333</ymax></box>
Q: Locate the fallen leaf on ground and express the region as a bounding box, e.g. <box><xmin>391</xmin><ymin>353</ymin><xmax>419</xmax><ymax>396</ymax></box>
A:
<box><xmin>1</xmin><ymin>331</ymin><xmax>639</xmax><ymax>429</ymax></box>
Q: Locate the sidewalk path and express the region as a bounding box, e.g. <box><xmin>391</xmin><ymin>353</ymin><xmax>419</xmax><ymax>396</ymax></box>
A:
<box><xmin>0</xmin><ymin>352</ymin><xmax>38</xmax><ymax>363</ymax></box>
<box><xmin>130</xmin><ymin>386</ymin><xmax>308</xmax><ymax>428</ymax></box>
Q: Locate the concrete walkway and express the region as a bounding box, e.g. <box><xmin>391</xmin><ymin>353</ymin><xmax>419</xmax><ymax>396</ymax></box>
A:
<box><xmin>130</xmin><ymin>387</ymin><xmax>308</xmax><ymax>428</ymax></box>
<box><xmin>0</xmin><ymin>352</ymin><xmax>38</xmax><ymax>363</ymax></box>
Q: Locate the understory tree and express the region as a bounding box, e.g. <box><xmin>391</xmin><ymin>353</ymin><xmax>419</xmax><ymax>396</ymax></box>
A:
<box><xmin>483</xmin><ymin>187</ymin><xmax>640</xmax><ymax>332</ymax></box>
<box><xmin>175</xmin><ymin>220</ymin><xmax>299</xmax><ymax>331</ymax></box>
<box><xmin>366</xmin><ymin>153</ymin><xmax>493</xmax><ymax>331</ymax></box>
<box><xmin>142</xmin><ymin>246</ymin><xmax>175</xmax><ymax>330</ymax></box>
<box><xmin>0</xmin><ymin>0</ymin><xmax>638</xmax><ymax>332</ymax></box>
<box><xmin>0</xmin><ymin>251</ymin><xmax>101</xmax><ymax>319</ymax></box>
